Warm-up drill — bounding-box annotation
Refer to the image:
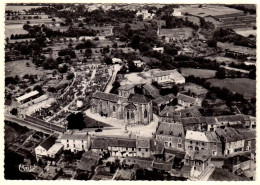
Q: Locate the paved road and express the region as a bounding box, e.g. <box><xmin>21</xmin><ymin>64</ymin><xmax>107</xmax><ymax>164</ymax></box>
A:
<box><xmin>104</xmin><ymin>64</ymin><xmax>122</xmax><ymax>93</ymax></box>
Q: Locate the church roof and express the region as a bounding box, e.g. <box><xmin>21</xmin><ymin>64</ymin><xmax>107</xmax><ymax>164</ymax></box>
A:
<box><xmin>92</xmin><ymin>91</ymin><xmax>119</xmax><ymax>103</ymax></box>
<box><xmin>125</xmin><ymin>103</ymin><xmax>137</xmax><ymax>110</ymax></box>
<box><xmin>128</xmin><ymin>94</ymin><xmax>151</xmax><ymax>104</ymax></box>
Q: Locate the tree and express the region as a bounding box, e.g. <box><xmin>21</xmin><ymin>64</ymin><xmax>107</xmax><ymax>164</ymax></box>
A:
<box><xmin>10</xmin><ymin>108</ymin><xmax>18</xmax><ymax>116</ymax></box>
<box><xmin>33</xmin><ymin>85</ymin><xmax>43</xmax><ymax>94</ymax></box>
<box><xmin>66</xmin><ymin>72</ymin><xmax>75</xmax><ymax>80</ymax></box>
<box><xmin>84</xmin><ymin>48</ymin><xmax>92</xmax><ymax>58</ymax></box>
<box><xmin>130</xmin><ymin>34</ymin><xmax>141</xmax><ymax>49</ymax></box>
<box><xmin>215</xmin><ymin>68</ymin><xmax>226</xmax><ymax>79</ymax></box>
<box><xmin>207</xmin><ymin>39</ymin><xmax>217</xmax><ymax>48</ymax></box>
<box><xmin>66</xmin><ymin>112</ymin><xmax>85</xmax><ymax>130</ymax></box>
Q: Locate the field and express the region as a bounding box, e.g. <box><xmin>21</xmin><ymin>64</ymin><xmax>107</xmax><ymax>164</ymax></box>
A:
<box><xmin>182</xmin><ymin>83</ymin><xmax>208</xmax><ymax>97</ymax></box>
<box><xmin>180</xmin><ymin>68</ymin><xmax>216</xmax><ymax>78</ymax></box>
<box><xmin>176</xmin><ymin>5</ymin><xmax>243</xmax><ymax>17</ymax></box>
<box><xmin>5</xmin><ymin>5</ymin><xmax>45</xmax><ymax>11</ymax></box>
<box><xmin>207</xmin><ymin>78</ymin><xmax>256</xmax><ymax>99</ymax></box>
<box><xmin>217</xmin><ymin>42</ymin><xmax>256</xmax><ymax>56</ymax></box>
<box><xmin>233</xmin><ymin>28</ymin><xmax>256</xmax><ymax>37</ymax></box>
<box><xmin>5</xmin><ymin>24</ymin><xmax>28</xmax><ymax>38</ymax></box>
<box><xmin>204</xmin><ymin>56</ymin><xmax>240</xmax><ymax>65</ymax></box>
<box><xmin>160</xmin><ymin>27</ymin><xmax>193</xmax><ymax>39</ymax></box>
<box><xmin>5</xmin><ymin>60</ymin><xmax>53</xmax><ymax>77</ymax></box>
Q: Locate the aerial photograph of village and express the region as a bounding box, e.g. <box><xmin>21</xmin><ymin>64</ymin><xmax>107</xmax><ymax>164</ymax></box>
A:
<box><xmin>4</xmin><ymin>3</ymin><xmax>256</xmax><ymax>181</ymax></box>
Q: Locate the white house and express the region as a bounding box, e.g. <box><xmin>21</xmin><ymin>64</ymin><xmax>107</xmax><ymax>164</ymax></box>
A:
<box><xmin>133</xmin><ymin>60</ymin><xmax>144</xmax><ymax>67</ymax></box>
<box><xmin>153</xmin><ymin>47</ymin><xmax>164</xmax><ymax>53</ymax></box>
<box><xmin>35</xmin><ymin>136</ymin><xmax>63</xmax><ymax>159</ymax></box>
<box><xmin>61</xmin><ymin>131</ymin><xmax>91</xmax><ymax>152</ymax></box>
<box><xmin>152</xmin><ymin>69</ymin><xmax>185</xmax><ymax>84</ymax></box>
<box><xmin>112</xmin><ymin>58</ymin><xmax>122</xmax><ymax>64</ymax></box>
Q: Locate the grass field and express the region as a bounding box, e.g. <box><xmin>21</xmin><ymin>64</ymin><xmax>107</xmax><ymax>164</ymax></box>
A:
<box><xmin>5</xmin><ymin>60</ymin><xmax>53</xmax><ymax>77</ymax></box>
<box><xmin>233</xmin><ymin>28</ymin><xmax>256</xmax><ymax>37</ymax></box>
<box><xmin>217</xmin><ymin>42</ymin><xmax>256</xmax><ymax>56</ymax></box>
<box><xmin>5</xmin><ymin>24</ymin><xmax>28</xmax><ymax>38</ymax></box>
<box><xmin>176</xmin><ymin>5</ymin><xmax>243</xmax><ymax>17</ymax></box>
<box><xmin>204</xmin><ymin>56</ymin><xmax>240</xmax><ymax>65</ymax></box>
<box><xmin>207</xmin><ymin>78</ymin><xmax>256</xmax><ymax>99</ymax></box>
<box><xmin>180</xmin><ymin>68</ymin><xmax>216</xmax><ymax>78</ymax></box>
<box><xmin>160</xmin><ymin>27</ymin><xmax>193</xmax><ymax>39</ymax></box>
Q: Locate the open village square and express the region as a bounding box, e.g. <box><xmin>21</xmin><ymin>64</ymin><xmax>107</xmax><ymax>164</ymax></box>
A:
<box><xmin>4</xmin><ymin>3</ymin><xmax>257</xmax><ymax>181</ymax></box>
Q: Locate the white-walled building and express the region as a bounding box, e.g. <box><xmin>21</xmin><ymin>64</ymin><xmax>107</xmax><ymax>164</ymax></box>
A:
<box><xmin>61</xmin><ymin>131</ymin><xmax>91</xmax><ymax>152</ymax></box>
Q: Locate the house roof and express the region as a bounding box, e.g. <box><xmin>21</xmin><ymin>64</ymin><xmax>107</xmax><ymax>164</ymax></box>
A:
<box><xmin>156</xmin><ymin>122</ymin><xmax>184</xmax><ymax>137</ymax></box>
<box><xmin>136</xmin><ymin>138</ymin><xmax>150</xmax><ymax>149</ymax></box>
<box><xmin>39</xmin><ymin>135</ymin><xmax>57</xmax><ymax>151</ymax></box>
<box><xmin>205</xmin><ymin>117</ymin><xmax>218</xmax><ymax>125</ymax></box>
<box><xmin>205</xmin><ymin>131</ymin><xmax>221</xmax><ymax>143</ymax></box>
<box><xmin>177</xmin><ymin>93</ymin><xmax>196</xmax><ymax>104</ymax></box>
<box><xmin>128</xmin><ymin>94</ymin><xmax>151</xmax><ymax>104</ymax></box>
<box><xmin>185</xmin><ymin>130</ymin><xmax>209</xmax><ymax>142</ymax></box>
<box><xmin>92</xmin><ymin>91</ymin><xmax>119</xmax><ymax>103</ymax></box>
<box><xmin>236</xmin><ymin>129</ymin><xmax>256</xmax><ymax>140</ymax></box>
<box><xmin>164</xmin><ymin>148</ymin><xmax>186</xmax><ymax>159</ymax></box>
<box><xmin>16</xmin><ymin>90</ymin><xmax>39</xmax><ymax>103</ymax></box>
<box><xmin>185</xmin><ymin>150</ymin><xmax>211</xmax><ymax>162</ymax></box>
<box><xmin>215</xmin><ymin>127</ymin><xmax>244</xmax><ymax>142</ymax></box>
<box><xmin>216</xmin><ymin>115</ymin><xmax>245</xmax><ymax>123</ymax></box>
<box><xmin>179</xmin><ymin>107</ymin><xmax>201</xmax><ymax>118</ymax></box>
<box><xmin>125</xmin><ymin>103</ymin><xmax>137</xmax><ymax>110</ymax></box>
<box><xmin>152</xmin><ymin>94</ymin><xmax>175</xmax><ymax>105</ymax></box>
<box><xmin>152</xmin><ymin>69</ymin><xmax>176</xmax><ymax>77</ymax></box>
<box><xmin>91</xmin><ymin>137</ymin><xmax>136</xmax><ymax>149</ymax></box>
<box><xmin>118</xmin><ymin>84</ymin><xmax>135</xmax><ymax>91</ymax></box>
<box><xmin>143</xmin><ymin>84</ymin><xmax>159</xmax><ymax>94</ymax></box>
<box><xmin>159</xmin><ymin>106</ymin><xmax>178</xmax><ymax>118</ymax></box>
<box><xmin>61</xmin><ymin>131</ymin><xmax>89</xmax><ymax>141</ymax></box>
<box><xmin>181</xmin><ymin>117</ymin><xmax>200</xmax><ymax>125</ymax></box>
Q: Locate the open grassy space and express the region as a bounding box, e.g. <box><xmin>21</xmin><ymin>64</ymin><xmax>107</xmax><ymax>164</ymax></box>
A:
<box><xmin>5</xmin><ymin>24</ymin><xmax>28</xmax><ymax>38</ymax></box>
<box><xmin>233</xmin><ymin>28</ymin><xmax>256</xmax><ymax>37</ymax></box>
<box><xmin>204</xmin><ymin>56</ymin><xmax>240</xmax><ymax>65</ymax></box>
<box><xmin>160</xmin><ymin>27</ymin><xmax>193</xmax><ymax>39</ymax></box>
<box><xmin>217</xmin><ymin>42</ymin><xmax>256</xmax><ymax>56</ymax></box>
<box><xmin>207</xmin><ymin>78</ymin><xmax>256</xmax><ymax>99</ymax></box>
<box><xmin>5</xmin><ymin>59</ymin><xmax>53</xmax><ymax>77</ymax></box>
<box><xmin>176</xmin><ymin>5</ymin><xmax>243</xmax><ymax>17</ymax></box>
<box><xmin>180</xmin><ymin>68</ymin><xmax>216</xmax><ymax>78</ymax></box>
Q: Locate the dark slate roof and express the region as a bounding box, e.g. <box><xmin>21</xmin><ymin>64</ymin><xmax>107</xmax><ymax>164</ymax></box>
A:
<box><xmin>92</xmin><ymin>91</ymin><xmax>119</xmax><ymax>103</ymax></box>
<box><xmin>156</xmin><ymin>122</ymin><xmax>184</xmax><ymax>137</ymax></box>
<box><xmin>215</xmin><ymin>127</ymin><xmax>244</xmax><ymax>142</ymax></box>
<box><xmin>143</xmin><ymin>84</ymin><xmax>160</xmax><ymax>98</ymax></box>
<box><xmin>177</xmin><ymin>93</ymin><xmax>196</xmax><ymax>104</ymax></box>
<box><xmin>40</xmin><ymin>136</ymin><xmax>56</xmax><ymax>151</ymax></box>
<box><xmin>61</xmin><ymin>131</ymin><xmax>89</xmax><ymax>141</ymax></box>
<box><xmin>164</xmin><ymin>148</ymin><xmax>185</xmax><ymax>159</ymax></box>
<box><xmin>159</xmin><ymin>106</ymin><xmax>178</xmax><ymax>117</ymax></box>
<box><xmin>136</xmin><ymin>138</ymin><xmax>150</xmax><ymax>149</ymax></box>
<box><xmin>91</xmin><ymin>137</ymin><xmax>136</xmax><ymax>149</ymax></box>
<box><xmin>236</xmin><ymin>129</ymin><xmax>256</xmax><ymax>140</ymax></box>
<box><xmin>205</xmin><ymin>131</ymin><xmax>221</xmax><ymax>143</ymax></box>
<box><xmin>128</xmin><ymin>94</ymin><xmax>151</xmax><ymax>104</ymax></box>
<box><xmin>216</xmin><ymin>115</ymin><xmax>244</xmax><ymax>122</ymax></box>
<box><xmin>205</xmin><ymin>117</ymin><xmax>217</xmax><ymax>125</ymax></box>
<box><xmin>179</xmin><ymin>107</ymin><xmax>201</xmax><ymax>118</ymax></box>
<box><xmin>125</xmin><ymin>103</ymin><xmax>137</xmax><ymax>110</ymax></box>
<box><xmin>181</xmin><ymin>117</ymin><xmax>200</xmax><ymax>125</ymax></box>
<box><xmin>153</xmin><ymin>94</ymin><xmax>175</xmax><ymax>105</ymax></box>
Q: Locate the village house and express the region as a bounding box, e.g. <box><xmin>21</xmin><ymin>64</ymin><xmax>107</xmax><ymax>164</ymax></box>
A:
<box><xmin>205</xmin><ymin>117</ymin><xmax>218</xmax><ymax>132</ymax></box>
<box><xmin>177</xmin><ymin>93</ymin><xmax>202</xmax><ymax>108</ymax></box>
<box><xmin>215</xmin><ymin>114</ymin><xmax>247</xmax><ymax>128</ymax></box>
<box><xmin>236</xmin><ymin>129</ymin><xmax>256</xmax><ymax>152</ymax></box>
<box><xmin>91</xmin><ymin>91</ymin><xmax>153</xmax><ymax>125</ymax></box>
<box><xmin>136</xmin><ymin>9</ymin><xmax>155</xmax><ymax>20</ymax></box>
<box><xmin>15</xmin><ymin>90</ymin><xmax>40</xmax><ymax>104</ymax></box>
<box><xmin>158</xmin><ymin>106</ymin><xmax>181</xmax><ymax>123</ymax></box>
<box><xmin>60</xmin><ymin>131</ymin><xmax>91</xmax><ymax>152</ymax></box>
<box><xmin>142</xmin><ymin>83</ymin><xmax>160</xmax><ymax>99</ymax></box>
<box><xmin>184</xmin><ymin>150</ymin><xmax>213</xmax><ymax>180</ymax></box>
<box><xmin>215</xmin><ymin>127</ymin><xmax>245</xmax><ymax>156</ymax></box>
<box><xmin>35</xmin><ymin>135</ymin><xmax>63</xmax><ymax>160</ymax></box>
<box><xmin>133</xmin><ymin>60</ymin><xmax>144</xmax><ymax>68</ymax></box>
<box><xmin>185</xmin><ymin>130</ymin><xmax>222</xmax><ymax>157</ymax></box>
<box><xmin>156</xmin><ymin>122</ymin><xmax>185</xmax><ymax>151</ymax></box>
<box><xmin>151</xmin><ymin>69</ymin><xmax>185</xmax><ymax>85</ymax></box>
<box><xmin>112</xmin><ymin>58</ymin><xmax>123</xmax><ymax>64</ymax></box>
<box><xmin>181</xmin><ymin>117</ymin><xmax>207</xmax><ymax>132</ymax></box>
<box><xmin>152</xmin><ymin>47</ymin><xmax>164</xmax><ymax>53</ymax></box>
<box><xmin>136</xmin><ymin>138</ymin><xmax>151</xmax><ymax>158</ymax></box>
<box><xmin>178</xmin><ymin>107</ymin><xmax>202</xmax><ymax>118</ymax></box>
<box><xmin>152</xmin><ymin>94</ymin><xmax>176</xmax><ymax>114</ymax></box>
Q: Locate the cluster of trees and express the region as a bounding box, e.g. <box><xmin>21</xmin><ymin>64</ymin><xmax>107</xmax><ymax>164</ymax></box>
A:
<box><xmin>186</xmin><ymin>75</ymin><xmax>255</xmax><ymax>115</ymax></box>
<box><xmin>75</xmin><ymin>40</ymin><xmax>95</xmax><ymax>50</ymax></box>
<box><xmin>58</xmin><ymin>48</ymin><xmax>76</xmax><ymax>58</ymax></box>
<box><xmin>66</xmin><ymin>112</ymin><xmax>85</xmax><ymax>130</ymax></box>
<box><xmin>10</xmin><ymin>34</ymin><xmax>34</xmax><ymax>40</ymax></box>
<box><xmin>213</xmin><ymin>28</ymin><xmax>256</xmax><ymax>48</ymax></box>
<box><xmin>163</xmin><ymin>15</ymin><xmax>199</xmax><ymax>30</ymax></box>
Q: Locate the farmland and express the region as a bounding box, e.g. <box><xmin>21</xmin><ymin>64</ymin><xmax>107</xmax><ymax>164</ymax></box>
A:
<box><xmin>217</xmin><ymin>42</ymin><xmax>256</xmax><ymax>56</ymax></box>
<box><xmin>180</xmin><ymin>68</ymin><xmax>216</xmax><ymax>78</ymax></box>
<box><xmin>5</xmin><ymin>60</ymin><xmax>53</xmax><ymax>77</ymax></box>
<box><xmin>233</xmin><ymin>27</ymin><xmax>256</xmax><ymax>37</ymax></box>
<box><xmin>204</xmin><ymin>56</ymin><xmax>240</xmax><ymax>65</ymax></box>
<box><xmin>159</xmin><ymin>27</ymin><xmax>193</xmax><ymax>39</ymax></box>
<box><xmin>206</xmin><ymin>78</ymin><xmax>256</xmax><ymax>99</ymax></box>
<box><xmin>176</xmin><ymin>5</ymin><xmax>243</xmax><ymax>17</ymax></box>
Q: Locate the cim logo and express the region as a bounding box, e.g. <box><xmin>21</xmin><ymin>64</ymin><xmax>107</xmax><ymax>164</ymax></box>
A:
<box><xmin>18</xmin><ymin>164</ymin><xmax>36</xmax><ymax>172</ymax></box>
